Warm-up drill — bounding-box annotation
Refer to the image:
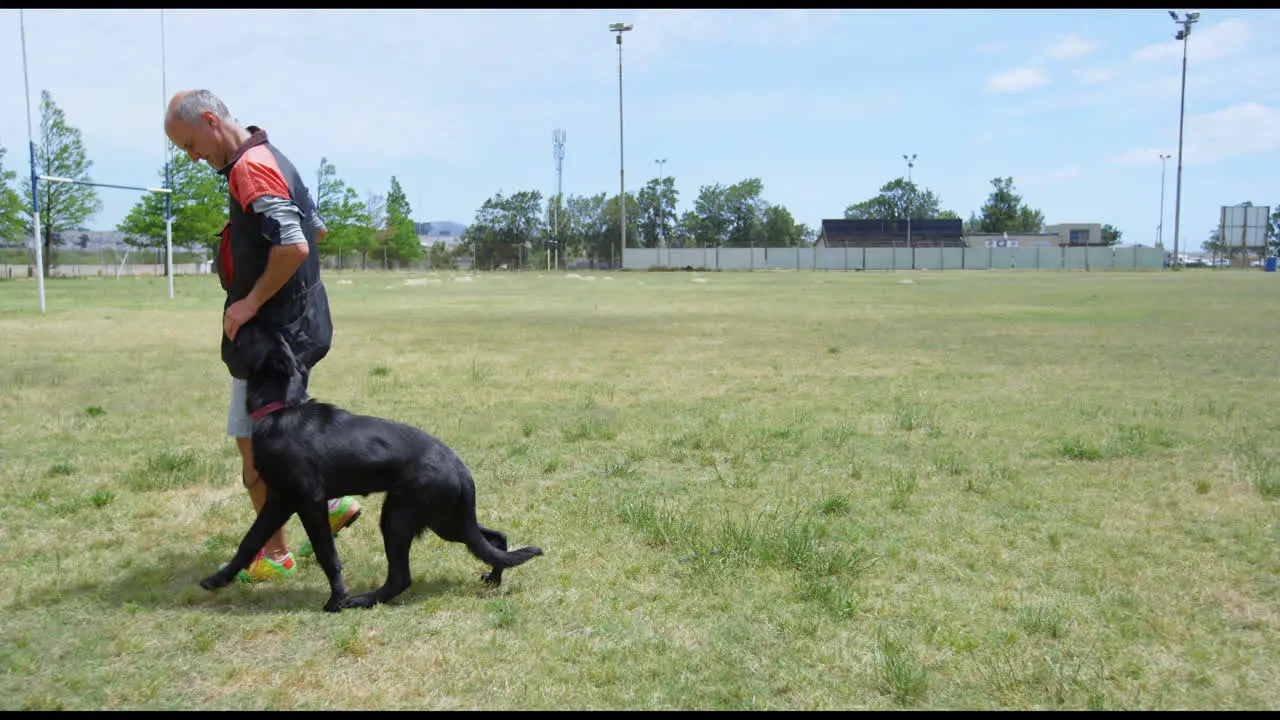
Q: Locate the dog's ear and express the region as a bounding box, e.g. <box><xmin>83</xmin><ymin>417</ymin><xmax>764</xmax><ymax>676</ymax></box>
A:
<box><xmin>234</xmin><ymin>322</ymin><xmax>271</xmax><ymax>374</ymax></box>
<box><xmin>263</xmin><ymin>331</ymin><xmax>298</xmax><ymax>377</ymax></box>
<box><xmin>235</xmin><ymin>323</ymin><xmax>294</xmax><ymax>378</ymax></box>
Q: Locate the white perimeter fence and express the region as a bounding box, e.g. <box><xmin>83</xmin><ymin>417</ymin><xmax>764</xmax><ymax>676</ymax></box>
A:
<box><xmin>623</xmin><ymin>246</ymin><xmax>1167</xmax><ymax>271</ymax></box>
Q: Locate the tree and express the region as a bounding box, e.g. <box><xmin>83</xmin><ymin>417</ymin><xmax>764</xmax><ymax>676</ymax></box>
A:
<box><xmin>692</xmin><ymin>183</ymin><xmax>731</xmax><ymax>248</ymax></box>
<box><xmin>379</xmin><ymin>176</ymin><xmax>421</xmax><ymax>266</ymax></box>
<box><xmin>358</xmin><ymin>191</ymin><xmax>389</xmax><ymax>269</ymax></box>
<box><xmin>1270</xmin><ymin>205</ymin><xmax>1280</xmax><ymax>256</ymax></box>
<box><xmin>603</xmin><ymin>191</ymin><xmax>639</xmax><ymax>265</ymax></box>
<box><xmin>0</xmin><ymin>146</ymin><xmax>26</xmax><ymax>247</ymax></box>
<box><xmin>671</xmin><ymin>210</ymin><xmax>699</xmax><ymax>249</ymax></box>
<box><xmin>366</xmin><ymin>192</ymin><xmax>386</xmax><ymax>233</ymax></box>
<box><xmin>427</xmin><ymin>240</ymin><xmax>452</xmax><ymax>269</ymax></box>
<box><xmin>385</xmin><ymin>176</ymin><xmax>413</xmax><ymax>223</ymax></box>
<box><xmin>331</xmin><ymin>187</ymin><xmax>374</xmax><ymax>267</ymax></box>
<box><xmin>375</xmin><ymin>177</ymin><xmax>422</xmax><ymax>267</ymax></box>
<box><xmin>505</xmin><ymin>189</ymin><xmax>544</xmax><ymax>268</ymax></box>
<box><xmin>544</xmin><ymin>193</ymin><xmax>567</xmax><ymax>267</ymax></box>
<box><xmin>761</xmin><ymin>204</ymin><xmax>807</xmax><ymax>247</ymax></box>
<box><xmin>310</xmin><ymin>159</ymin><xmax>372</xmax><ymax>268</ymax></box>
<box><xmin>117</xmin><ymin>152</ymin><xmax>227</xmax><ymax>264</ymax></box>
<box><xmin>973</xmin><ymin>177</ymin><xmax>1044</xmax><ymax>234</ymax></box>
<box><xmin>843</xmin><ymin>178</ymin><xmax>945</xmax><ymax>222</ymax></box>
<box><xmin>460</xmin><ymin>190</ymin><xmax>545</xmax><ymax>270</ymax></box>
<box><xmin>723</xmin><ymin>178</ymin><xmax>766</xmax><ymax>248</ymax></box>
<box><xmin>799</xmin><ymin>223</ymin><xmax>817</xmax><ymax>247</ymax></box>
<box><xmin>380</xmin><ymin>220</ymin><xmax>423</xmax><ymax>266</ymax></box>
<box><xmin>565</xmin><ymin>192</ymin><xmax>610</xmax><ymax>266</ymax></box>
<box><xmin>1100</xmin><ymin>224</ymin><xmax>1122</xmax><ymax>246</ymax></box>
<box><xmin>21</xmin><ymin>90</ymin><xmax>102</xmax><ymax>277</ymax></box>
<box><xmin>315</xmin><ymin>157</ymin><xmax>343</xmax><ymax>216</ymax></box>
<box><xmin>1202</xmin><ymin>228</ymin><xmax>1227</xmax><ymax>256</ymax></box>
<box><xmin>636</xmin><ymin>176</ymin><xmax>678</xmax><ymax>249</ymax></box>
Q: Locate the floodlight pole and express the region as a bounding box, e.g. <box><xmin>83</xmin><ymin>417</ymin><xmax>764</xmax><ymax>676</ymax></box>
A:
<box><xmin>162</xmin><ymin>8</ymin><xmax>173</xmax><ymax>298</ymax></box>
<box><xmin>610</xmin><ymin>22</ymin><xmax>632</xmax><ymax>270</ymax></box>
<box><xmin>655</xmin><ymin>157</ymin><xmax>667</xmax><ymax>255</ymax></box>
<box><xmin>1158</xmin><ymin>153</ymin><xmax>1170</xmax><ymax>248</ymax></box>
<box><xmin>903</xmin><ymin>153</ymin><xmax>916</xmax><ymax>249</ymax></box>
<box><xmin>1170</xmin><ymin>10</ymin><xmax>1199</xmax><ymax>267</ymax></box>
<box><xmin>20</xmin><ymin>9</ymin><xmax>45</xmax><ymax>312</ymax></box>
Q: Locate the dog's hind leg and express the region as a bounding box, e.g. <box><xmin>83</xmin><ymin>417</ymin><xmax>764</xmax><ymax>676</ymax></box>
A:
<box><xmin>478</xmin><ymin>524</ymin><xmax>508</xmax><ymax>585</ymax></box>
<box><xmin>343</xmin><ymin>496</ymin><xmax>419</xmax><ymax>609</ymax></box>
<box><xmin>297</xmin><ymin>501</ymin><xmax>352</xmax><ymax>613</ymax></box>
<box><xmin>201</xmin><ymin>495</ymin><xmax>294</xmax><ymax>591</ymax></box>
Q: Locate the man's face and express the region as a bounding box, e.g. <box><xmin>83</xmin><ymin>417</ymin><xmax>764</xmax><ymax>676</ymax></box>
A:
<box><xmin>165</xmin><ymin>111</ymin><xmax>225</xmax><ymax>169</ymax></box>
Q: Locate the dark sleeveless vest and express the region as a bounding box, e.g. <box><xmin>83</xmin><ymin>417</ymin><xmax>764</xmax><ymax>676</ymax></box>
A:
<box><xmin>214</xmin><ymin>126</ymin><xmax>332</xmax><ymax>380</ymax></box>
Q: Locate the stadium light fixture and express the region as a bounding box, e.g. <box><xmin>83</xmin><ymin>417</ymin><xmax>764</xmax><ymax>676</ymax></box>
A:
<box><xmin>1169</xmin><ymin>10</ymin><xmax>1199</xmax><ymax>266</ymax></box>
<box><xmin>610</xmin><ymin>22</ymin><xmax>633</xmax><ymax>268</ymax></box>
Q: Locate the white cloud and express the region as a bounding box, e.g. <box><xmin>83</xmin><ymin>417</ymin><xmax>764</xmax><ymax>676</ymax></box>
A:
<box><xmin>1132</xmin><ymin>18</ymin><xmax>1250</xmax><ymax>63</ymax></box>
<box><xmin>1182</xmin><ymin>102</ymin><xmax>1280</xmax><ymax>163</ymax></box>
<box><xmin>1070</xmin><ymin>67</ymin><xmax>1111</xmax><ymax>85</ymax></box>
<box><xmin>1108</xmin><ymin>102</ymin><xmax>1280</xmax><ymax>166</ymax></box>
<box><xmin>1107</xmin><ymin>147</ymin><xmax>1174</xmax><ymax>166</ymax></box>
<box><xmin>1021</xmin><ymin>166</ymin><xmax>1082</xmax><ymax>187</ymax></box>
<box><xmin>1047</xmin><ymin>33</ymin><xmax>1099</xmax><ymax>61</ymax></box>
<box><xmin>986</xmin><ymin>67</ymin><xmax>1049</xmax><ymax>93</ymax></box>
<box><xmin>615</xmin><ymin>9</ymin><xmax>842</xmax><ymax>73</ymax></box>
<box><xmin>626</xmin><ymin>87</ymin><xmax>899</xmax><ymax>126</ymax></box>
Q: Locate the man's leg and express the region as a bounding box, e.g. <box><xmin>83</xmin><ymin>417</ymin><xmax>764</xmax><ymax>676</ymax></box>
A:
<box><xmin>294</xmin><ymin>364</ymin><xmax>362</xmax><ymax>558</ymax></box>
<box><xmin>236</xmin><ymin>436</ymin><xmax>290</xmax><ymax>561</ymax></box>
<box><xmin>228</xmin><ymin>378</ymin><xmax>290</xmax><ymax>565</ymax></box>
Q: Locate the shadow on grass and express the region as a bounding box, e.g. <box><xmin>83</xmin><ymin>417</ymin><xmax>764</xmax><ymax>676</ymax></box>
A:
<box><xmin>12</xmin><ymin>548</ymin><xmax>493</xmax><ymax>616</ymax></box>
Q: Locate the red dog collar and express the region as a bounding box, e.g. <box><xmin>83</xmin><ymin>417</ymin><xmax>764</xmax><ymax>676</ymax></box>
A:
<box><xmin>250</xmin><ymin>401</ymin><xmax>289</xmax><ymax>422</ymax></box>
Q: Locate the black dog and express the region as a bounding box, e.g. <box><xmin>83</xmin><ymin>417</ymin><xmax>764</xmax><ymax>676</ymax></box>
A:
<box><xmin>200</xmin><ymin>322</ymin><xmax>544</xmax><ymax>612</ymax></box>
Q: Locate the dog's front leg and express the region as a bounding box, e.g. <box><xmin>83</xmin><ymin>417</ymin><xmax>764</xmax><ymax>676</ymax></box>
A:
<box><xmin>298</xmin><ymin>502</ymin><xmax>350</xmax><ymax>612</ymax></box>
<box><xmin>201</xmin><ymin>496</ymin><xmax>294</xmax><ymax>591</ymax></box>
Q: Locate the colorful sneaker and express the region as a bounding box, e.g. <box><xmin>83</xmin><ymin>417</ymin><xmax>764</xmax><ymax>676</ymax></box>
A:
<box><xmin>297</xmin><ymin>496</ymin><xmax>363</xmax><ymax>558</ymax></box>
<box><xmin>223</xmin><ymin>549</ymin><xmax>297</xmax><ymax>583</ymax></box>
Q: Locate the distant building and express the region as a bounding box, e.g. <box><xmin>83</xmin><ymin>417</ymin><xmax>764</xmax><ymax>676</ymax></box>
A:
<box><xmin>965</xmin><ymin>223</ymin><xmax>1104</xmax><ymax>248</ymax></box>
<box><xmin>816</xmin><ymin>218</ymin><xmax>966</xmax><ymax>248</ymax></box>
<box><xmin>415</xmin><ymin>220</ymin><xmax>468</xmax><ymax>251</ymax></box>
<box><xmin>816</xmin><ymin>218</ymin><xmax>1108</xmax><ymax>250</ymax></box>
<box><xmin>1045</xmin><ymin>223</ymin><xmax>1105</xmax><ymax>246</ymax></box>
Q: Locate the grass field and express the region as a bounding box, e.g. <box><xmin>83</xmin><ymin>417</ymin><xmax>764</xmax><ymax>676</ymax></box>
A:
<box><xmin>1</xmin><ymin>268</ymin><xmax>1278</xmax><ymax>710</ymax></box>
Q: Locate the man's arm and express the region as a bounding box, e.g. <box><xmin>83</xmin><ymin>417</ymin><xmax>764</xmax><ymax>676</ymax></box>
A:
<box><xmin>310</xmin><ymin>190</ymin><xmax>330</xmax><ymax>244</ymax></box>
<box><xmin>223</xmin><ymin>196</ymin><xmax>312</xmax><ymax>341</ymax></box>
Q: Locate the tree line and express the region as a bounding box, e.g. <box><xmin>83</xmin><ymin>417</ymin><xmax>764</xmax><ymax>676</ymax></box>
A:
<box><xmin>3</xmin><ymin>90</ymin><xmax>1277</xmax><ymax>276</ymax></box>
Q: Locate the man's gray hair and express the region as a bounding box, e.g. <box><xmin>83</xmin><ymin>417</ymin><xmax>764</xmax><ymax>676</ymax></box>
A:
<box><xmin>172</xmin><ymin>89</ymin><xmax>231</xmax><ymax>124</ymax></box>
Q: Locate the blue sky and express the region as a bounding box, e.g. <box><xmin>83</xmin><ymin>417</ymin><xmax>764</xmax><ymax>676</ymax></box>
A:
<box><xmin>2</xmin><ymin>9</ymin><xmax>1278</xmax><ymax>251</ymax></box>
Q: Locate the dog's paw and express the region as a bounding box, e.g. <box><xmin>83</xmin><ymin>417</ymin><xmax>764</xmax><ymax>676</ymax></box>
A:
<box><xmin>323</xmin><ymin>594</ymin><xmax>350</xmax><ymax>613</ymax></box>
<box><xmin>481</xmin><ymin>571</ymin><xmax>503</xmax><ymax>586</ymax></box>
<box><xmin>200</xmin><ymin>573</ymin><xmax>231</xmax><ymax>591</ymax></box>
<box><xmin>341</xmin><ymin>594</ymin><xmax>378</xmax><ymax>610</ymax></box>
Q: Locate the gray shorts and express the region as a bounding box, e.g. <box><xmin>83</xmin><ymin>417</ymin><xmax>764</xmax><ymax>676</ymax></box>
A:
<box><xmin>227</xmin><ymin>378</ymin><xmax>252</xmax><ymax>438</ymax></box>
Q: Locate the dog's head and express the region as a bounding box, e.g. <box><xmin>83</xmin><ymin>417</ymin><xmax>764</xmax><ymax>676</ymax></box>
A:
<box><xmin>235</xmin><ymin>321</ymin><xmax>300</xmax><ymax>380</ymax></box>
<box><xmin>234</xmin><ymin>321</ymin><xmax>312</xmax><ymax>413</ymax></box>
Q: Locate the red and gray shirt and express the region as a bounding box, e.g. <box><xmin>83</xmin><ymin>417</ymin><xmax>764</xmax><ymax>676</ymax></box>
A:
<box><xmin>214</xmin><ymin>126</ymin><xmax>333</xmax><ymax>380</ymax></box>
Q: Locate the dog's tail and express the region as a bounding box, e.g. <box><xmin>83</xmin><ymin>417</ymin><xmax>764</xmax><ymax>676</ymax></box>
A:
<box><xmin>464</xmin><ymin>525</ymin><xmax>544</xmax><ymax>569</ymax></box>
<box><xmin>456</xmin><ymin>466</ymin><xmax>543</xmax><ymax>569</ymax></box>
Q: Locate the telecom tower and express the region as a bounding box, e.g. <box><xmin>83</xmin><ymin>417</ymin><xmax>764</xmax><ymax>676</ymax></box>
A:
<box><xmin>552</xmin><ymin>129</ymin><xmax>566</xmax><ymax>271</ymax></box>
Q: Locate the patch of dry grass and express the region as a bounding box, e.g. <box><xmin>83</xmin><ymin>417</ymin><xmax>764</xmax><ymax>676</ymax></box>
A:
<box><xmin>0</xmin><ymin>268</ymin><xmax>1278</xmax><ymax>709</ymax></box>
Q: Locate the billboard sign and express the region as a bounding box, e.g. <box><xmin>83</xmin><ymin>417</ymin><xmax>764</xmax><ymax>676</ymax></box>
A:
<box><xmin>1220</xmin><ymin>204</ymin><xmax>1270</xmax><ymax>249</ymax></box>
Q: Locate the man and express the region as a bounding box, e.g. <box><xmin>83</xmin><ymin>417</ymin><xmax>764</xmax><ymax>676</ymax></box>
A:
<box><xmin>164</xmin><ymin>89</ymin><xmax>361</xmax><ymax>581</ymax></box>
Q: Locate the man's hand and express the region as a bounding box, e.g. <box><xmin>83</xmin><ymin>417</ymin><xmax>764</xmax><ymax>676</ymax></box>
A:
<box><xmin>224</xmin><ymin>296</ymin><xmax>262</xmax><ymax>340</ymax></box>
<box><xmin>223</xmin><ymin>243</ymin><xmax>309</xmax><ymax>340</ymax></box>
